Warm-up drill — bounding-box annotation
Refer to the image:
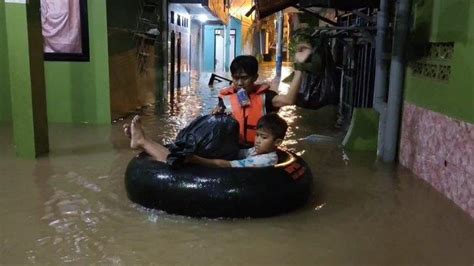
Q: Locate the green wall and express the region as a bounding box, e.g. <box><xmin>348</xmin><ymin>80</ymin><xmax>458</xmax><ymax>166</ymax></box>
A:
<box><xmin>44</xmin><ymin>0</ymin><xmax>111</xmax><ymax>124</ymax></box>
<box><xmin>405</xmin><ymin>0</ymin><xmax>473</xmax><ymax>123</ymax></box>
<box><xmin>0</xmin><ymin>0</ymin><xmax>11</xmax><ymax>122</ymax></box>
<box><xmin>5</xmin><ymin>1</ymin><xmax>49</xmax><ymax>157</ymax></box>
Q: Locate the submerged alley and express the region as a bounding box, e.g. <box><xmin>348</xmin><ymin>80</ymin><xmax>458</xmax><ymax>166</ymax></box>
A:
<box><xmin>0</xmin><ymin>0</ymin><xmax>473</xmax><ymax>264</ymax></box>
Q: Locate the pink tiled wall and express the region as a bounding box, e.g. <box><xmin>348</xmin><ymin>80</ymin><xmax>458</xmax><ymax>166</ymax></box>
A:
<box><xmin>399</xmin><ymin>102</ymin><xmax>474</xmax><ymax>219</ymax></box>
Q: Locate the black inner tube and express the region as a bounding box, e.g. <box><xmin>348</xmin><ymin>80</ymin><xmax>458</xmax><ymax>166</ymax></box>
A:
<box><xmin>125</xmin><ymin>150</ymin><xmax>313</xmax><ymax>218</ymax></box>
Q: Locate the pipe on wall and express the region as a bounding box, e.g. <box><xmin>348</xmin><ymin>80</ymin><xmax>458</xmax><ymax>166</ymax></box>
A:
<box><xmin>373</xmin><ymin>0</ymin><xmax>390</xmax><ymax>157</ymax></box>
<box><xmin>373</xmin><ymin>0</ymin><xmax>390</xmax><ymax>112</ymax></box>
<box><xmin>275</xmin><ymin>11</ymin><xmax>283</xmax><ymax>77</ymax></box>
<box><xmin>382</xmin><ymin>0</ymin><xmax>413</xmax><ymax>162</ymax></box>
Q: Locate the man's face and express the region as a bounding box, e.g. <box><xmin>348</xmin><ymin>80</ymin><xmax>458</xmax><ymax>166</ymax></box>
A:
<box><xmin>232</xmin><ymin>69</ymin><xmax>258</xmax><ymax>92</ymax></box>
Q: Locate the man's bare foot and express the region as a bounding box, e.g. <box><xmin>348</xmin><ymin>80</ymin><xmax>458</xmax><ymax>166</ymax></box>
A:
<box><xmin>130</xmin><ymin>115</ymin><xmax>146</xmax><ymax>149</ymax></box>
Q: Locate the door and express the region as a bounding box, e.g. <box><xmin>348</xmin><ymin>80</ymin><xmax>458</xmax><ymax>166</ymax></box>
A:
<box><xmin>214</xmin><ymin>29</ymin><xmax>225</xmax><ymax>73</ymax></box>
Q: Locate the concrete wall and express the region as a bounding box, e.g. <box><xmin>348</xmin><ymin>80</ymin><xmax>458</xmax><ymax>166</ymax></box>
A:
<box><xmin>202</xmin><ymin>16</ymin><xmax>243</xmax><ymax>72</ymax></box>
<box><xmin>190</xmin><ymin>20</ymin><xmax>202</xmax><ymax>72</ymax></box>
<box><xmin>229</xmin><ymin>16</ymin><xmax>243</xmax><ymax>59</ymax></box>
<box><xmin>44</xmin><ymin>0</ymin><xmax>111</xmax><ymax>124</ymax></box>
<box><xmin>400</xmin><ymin>0</ymin><xmax>473</xmax><ymax>218</ymax></box>
<box><xmin>229</xmin><ymin>0</ymin><xmax>254</xmax><ymax>55</ymax></box>
<box><xmin>405</xmin><ymin>0</ymin><xmax>473</xmax><ymax>123</ymax></box>
<box><xmin>240</xmin><ymin>16</ymin><xmax>256</xmax><ymax>55</ymax></box>
<box><xmin>202</xmin><ymin>24</ymin><xmax>219</xmax><ymax>72</ymax></box>
<box><xmin>0</xmin><ymin>0</ymin><xmax>11</xmax><ymax>122</ymax></box>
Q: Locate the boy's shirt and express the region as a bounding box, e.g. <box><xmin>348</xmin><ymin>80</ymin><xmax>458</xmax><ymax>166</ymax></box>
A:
<box><xmin>229</xmin><ymin>147</ymin><xmax>278</xmax><ymax>168</ymax></box>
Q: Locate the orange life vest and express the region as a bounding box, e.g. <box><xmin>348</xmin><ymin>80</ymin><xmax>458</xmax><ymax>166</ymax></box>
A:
<box><xmin>219</xmin><ymin>84</ymin><xmax>270</xmax><ymax>145</ymax></box>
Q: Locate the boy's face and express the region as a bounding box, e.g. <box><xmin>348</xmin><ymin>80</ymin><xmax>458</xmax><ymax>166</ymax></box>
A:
<box><xmin>254</xmin><ymin>128</ymin><xmax>282</xmax><ymax>154</ymax></box>
<box><xmin>232</xmin><ymin>69</ymin><xmax>258</xmax><ymax>93</ymax></box>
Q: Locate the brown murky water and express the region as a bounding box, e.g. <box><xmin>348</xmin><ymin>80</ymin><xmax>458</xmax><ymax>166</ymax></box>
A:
<box><xmin>1</xmin><ymin>65</ymin><xmax>473</xmax><ymax>265</ymax></box>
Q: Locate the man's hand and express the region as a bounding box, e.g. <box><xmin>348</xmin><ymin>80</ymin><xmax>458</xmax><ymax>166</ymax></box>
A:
<box><xmin>272</xmin><ymin>43</ymin><xmax>312</xmax><ymax>108</ymax></box>
<box><xmin>294</xmin><ymin>43</ymin><xmax>312</xmax><ymax>63</ymax></box>
<box><xmin>212</xmin><ymin>97</ymin><xmax>228</xmax><ymax>115</ymax></box>
<box><xmin>212</xmin><ymin>105</ymin><xmax>226</xmax><ymax>115</ymax></box>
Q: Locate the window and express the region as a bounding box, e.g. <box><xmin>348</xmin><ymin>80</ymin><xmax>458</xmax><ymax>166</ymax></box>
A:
<box><xmin>177</xmin><ymin>14</ymin><xmax>181</xmax><ymax>26</ymax></box>
<box><xmin>170</xmin><ymin>11</ymin><xmax>175</xmax><ymax>24</ymax></box>
<box><xmin>41</xmin><ymin>0</ymin><xmax>90</xmax><ymax>61</ymax></box>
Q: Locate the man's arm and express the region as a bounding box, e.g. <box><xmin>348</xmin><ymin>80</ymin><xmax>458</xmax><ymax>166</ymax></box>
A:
<box><xmin>187</xmin><ymin>155</ymin><xmax>231</xmax><ymax>168</ymax></box>
<box><xmin>271</xmin><ymin>43</ymin><xmax>313</xmax><ymax>108</ymax></box>
<box><xmin>271</xmin><ymin>70</ymin><xmax>304</xmax><ymax>108</ymax></box>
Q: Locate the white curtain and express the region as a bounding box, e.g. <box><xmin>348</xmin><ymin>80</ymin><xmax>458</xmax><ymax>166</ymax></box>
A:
<box><xmin>41</xmin><ymin>0</ymin><xmax>82</xmax><ymax>53</ymax></box>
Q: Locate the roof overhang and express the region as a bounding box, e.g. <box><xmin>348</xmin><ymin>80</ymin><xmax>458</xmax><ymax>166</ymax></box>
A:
<box><xmin>298</xmin><ymin>0</ymin><xmax>380</xmax><ymax>10</ymax></box>
<box><xmin>254</xmin><ymin>0</ymin><xmax>381</xmax><ymax>19</ymax></box>
<box><xmin>170</xmin><ymin>0</ymin><xmax>229</xmax><ymax>24</ymax></box>
<box><xmin>254</xmin><ymin>0</ymin><xmax>295</xmax><ymax>20</ymax></box>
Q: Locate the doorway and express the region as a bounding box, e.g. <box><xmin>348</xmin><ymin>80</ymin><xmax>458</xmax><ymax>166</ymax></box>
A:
<box><xmin>214</xmin><ymin>29</ymin><xmax>225</xmax><ymax>73</ymax></box>
<box><xmin>214</xmin><ymin>28</ymin><xmax>237</xmax><ymax>73</ymax></box>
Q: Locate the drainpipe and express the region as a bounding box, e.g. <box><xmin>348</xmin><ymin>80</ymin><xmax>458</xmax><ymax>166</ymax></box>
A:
<box><xmin>275</xmin><ymin>11</ymin><xmax>284</xmax><ymax>77</ymax></box>
<box><xmin>382</xmin><ymin>0</ymin><xmax>413</xmax><ymax>162</ymax></box>
<box><xmin>373</xmin><ymin>0</ymin><xmax>390</xmax><ymax>112</ymax></box>
<box><xmin>373</xmin><ymin>0</ymin><xmax>390</xmax><ymax>157</ymax></box>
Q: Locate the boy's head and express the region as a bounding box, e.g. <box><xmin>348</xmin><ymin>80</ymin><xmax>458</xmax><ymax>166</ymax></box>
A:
<box><xmin>230</xmin><ymin>55</ymin><xmax>259</xmax><ymax>92</ymax></box>
<box><xmin>254</xmin><ymin>113</ymin><xmax>288</xmax><ymax>154</ymax></box>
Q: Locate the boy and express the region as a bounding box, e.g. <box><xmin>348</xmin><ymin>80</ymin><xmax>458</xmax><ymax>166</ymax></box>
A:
<box><xmin>217</xmin><ymin>51</ymin><xmax>311</xmax><ymax>146</ymax></box>
<box><xmin>124</xmin><ymin>113</ymin><xmax>288</xmax><ymax>168</ymax></box>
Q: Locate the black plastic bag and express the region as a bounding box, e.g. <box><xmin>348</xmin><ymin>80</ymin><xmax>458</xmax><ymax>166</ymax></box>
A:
<box><xmin>296</xmin><ymin>38</ymin><xmax>339</xmax><ymax>110</ymax></box>
<box><xmin>296</xmin><ymin>67</ymin><xmax>339</xmax><ymax>110</ymax></box>
<box><xmin>165</xmin><ymin>113</ymin><xmax>240</xmax><ymax>169</ymax></box>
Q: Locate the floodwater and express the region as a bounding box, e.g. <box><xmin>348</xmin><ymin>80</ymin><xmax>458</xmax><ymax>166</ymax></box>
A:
<box><xmin>1</xmin><ymin>64</ymin><xmax>473</xmax><ymax>265</ymax></box>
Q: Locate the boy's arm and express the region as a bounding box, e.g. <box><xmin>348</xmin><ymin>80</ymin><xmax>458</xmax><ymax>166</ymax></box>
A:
<box><xmin>187</xmin><ymin>155</ymin><xmax>231</xmax><ymax>168</ymax></box>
